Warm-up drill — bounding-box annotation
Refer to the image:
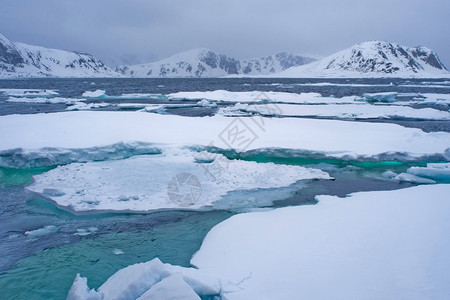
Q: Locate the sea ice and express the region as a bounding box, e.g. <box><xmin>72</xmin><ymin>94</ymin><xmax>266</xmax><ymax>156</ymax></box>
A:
<box><xmin>70</xmin><ymin>185</ymin><xmax>450</xmax><ymax>299</ymax></box>
<box><xmin>0</xmin><ymin>141</ymin><xmax>162</xmax><ymax>168</ymax></box>
<box><xmin>416</xmin><ymin>93</ymin><xmax>450</xmax><ymax>105</ymax></box>
<box><xmin>394</xmin><ymin>172</ymin><xmax>436</xmax><ymax>184</ymax></box>
<box><xmin>24</xmin><ymin>225</ymin><xmax>58</xmax><ymax>238</ymax></box>
<box><xmin>0</xmin><ymin>88</ymin><xmax>59</xmax><ymax>97</ymax></box>
<box><xmin>80</xmin><ymin>90</ymin><xmax>165</xmax><ymax>100</ymax></box>
<box><xmin>136</xmin><ymin>274</ymin><xmax>200</xmax><ymax>300</ymax></box>
<box><xmin>360</xmin><ymin>92</ymin><xmax>398</xmax><ymax>102</ymax></box>
<box><xmin>190</xmin><ymin>184</ymin><xmax>450</xmax><ymax>299</ymax></box>
<box><xmin>1</xmin><ymin>111</ymin><xmax>448</xmax><ymax>160</ymax></box>
<box><xmin>168</xmin><ymin>90</ymin><xmax>358</xmax><ymax>104</ymax></box>
<box><xmin>66</xmin><ymin>102</ymin><xmax>110</xmax><ymax>110</ymax></box>
<box><xmin>112</xmin><ymin>249</ymin><xmax>124</xmax><ymax>255</ymax></box>
<box><xmin>67</xmin><ymin>258</ymin><xmax>220</xmax><ymax>300</ymax></box>
<box><xmin>6</xmin><ymin>97</ymin><xmax>85</xmax><ymax>104</ymax></box>
<box><xmin>232</xmin><ymin>103</ymin><xmax>450</xmax><ymax>120</ymax></box>
<box><xmin>406</xmin><ymin>163</ymin><xmax>450</xmax><ymax>182</ymax></box>
<box><xmin>81</xmin><ymin>90</ymin><xmax>107</xmax><ymax>98</ymax></box>
<box><xmin>26</xmin><ymin>149</ymin><xmax>331</xmax><ymax>212</ymax></box>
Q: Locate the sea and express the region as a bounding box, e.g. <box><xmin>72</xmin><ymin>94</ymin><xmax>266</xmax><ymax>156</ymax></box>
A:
<box><xmin>0</xmin><ymin>77</ymin><xmax>449</xmax><ymax>299</ymax></box>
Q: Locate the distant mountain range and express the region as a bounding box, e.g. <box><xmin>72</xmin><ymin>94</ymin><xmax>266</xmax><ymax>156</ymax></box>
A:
<box><xmin>115</xmin><ymin>48</ymin><xmax>316</xmax><ymax>77</ymax></box>
<box><xmin>0</xmin><ymin>33</ymin><xmax>117</xmax><ymax>78</ymax></box>
<box><xmin>0</xmin><ymin>33</ymin><xmax>448</xmax><ymax>78</ymax></box>
<box><xmin>276</xmin><ymin>41</ymin><xmax>449</xmax><ymax>78</ymax></box>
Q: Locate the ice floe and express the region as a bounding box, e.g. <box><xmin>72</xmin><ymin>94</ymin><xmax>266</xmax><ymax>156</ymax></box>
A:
<box><xmin>69</xmin><ymin>184</ymin><xmax>450</xmax><ymax>299</ymax></box>
<box><xmin>0</xmin><ymin>141</ymin><xmax>161</xmax><ymax>168</ymax></box>
<box><xmin>81</xmin><ymin>90</ymin><xmax>165</xmax><ymax>100</ymax></box>
<box><xmin>6</xmin><ymin>97</ymin><xmax>85</xmax><ymax>104</ymax></box>
<box><xmin>294</xmin><ymin>82</ymin><xmax>394</xmax><ymax>87</ymax></box>
<box><xmin>66</xmin><ymin>102</ymin><xmax>110</xmax><ymax>110</ymax></box>
<box><xmin>0</xmin><ymin>111</ymin><xmax>449</xmax><ymax>160</ymax></box>
<box><xmin>0</xmin><ymin>88</ymin><xmax>59</xmax><ymax>97</ymax></box>
<box><xmin>168</xmin><ymin>90</ymin><xmax>358</xmax><ymax>104</ymax></box>
<box><xmin>359</xmin><ymin>92</ymin><xmax>398</xmax><ymax>102</ymax></box>
<box><xmin>406</xmin><ymin>163</ymin><xmax>450</xmax><ymax>182</ymax></box>
<box><xmin>415</xmin><ymin>93</ymin><xmax>450</xmax><ymax>105</ymax></box>
<box><xmin>227</xmin><ymin>103</ymin><xmax>450</xmax><ymax>120</ymax></box>
<box><xmin>26</xmin><ymin>149</ymin><xmax>331</xmax><ymax>212</ymax></box>
<box><xmin>383</xmin><ymin>163</ymin><xmax>450</xmax><ymax>184</ymax></box>
<box><xmin>24</xmin><ymin>225</ymin><xmax>58</xmax><ymax>238</ymax></box>
<box><xmin>81</xmin><ymin>89</ymin><xmax>107</xmax><ymax>98</ymax></box>
<box><xmin>394</xmin><ymin>172</ymin><xmax>436</xmax><ymax>184</ymax></box>
<box><xmin>68</xmin><ymin>258</ymin><xmax>220</xmax><ymax>300</ymax></box>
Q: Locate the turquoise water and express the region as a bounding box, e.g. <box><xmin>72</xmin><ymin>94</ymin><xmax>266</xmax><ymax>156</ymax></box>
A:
<box><xmin>0</xmin><ymin>208</ymin><xmax>231</xmax><ymax>300</ymax></box>
<box><xmin>1</xmin><ymin>77</ymin><xmax>449</xmax><ymax>299</ymax></box>
<box><xmin>1</xmin><ymin>148</ymin><xmax>450</xmax><ymax>300</ymax></box>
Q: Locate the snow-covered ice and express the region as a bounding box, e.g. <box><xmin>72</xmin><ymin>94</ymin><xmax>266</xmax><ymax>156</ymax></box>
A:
<box><xmin>168</xmin><ymin>90</ymin><xmax>358</xmax><ymax>104</ymax></box>
<box><xmin>394</xmin><ymin>172</ymin><xmax>436</xmax><ymax>184</ymax></box>
<box><xmin>190</xmin><ymin>184</ymin><xmax>450</xmax><ymax>299</ymax></box>
<box><xmin>81</xmin><ymin>90</ymin><xmax>107</xmax><ymax>98</ymax></box>
<box><xmin>67</xmin><ymin>258</ymin><xmax>221</xmax><ymax>300</ymax></box>
<box><xmin>26</xmin><ymin>149</ymin><xmax>331</xmax><ymax>212</ymax></box>
<box><xmin>66</xmin><ymin>102</ymin><xmax>110</xmax><ymax>111</ymax></box>
<box><xmin>136</xmin><ymin>274</ymin><xmax>200</xmax><ymax>300</ymax></box>
<box><xmin>0</xmin><ymin>88</ymin><xmax>59</xmax><ymax>97</ymax></box>
<box><xmin>406</xmin><ymin>163</ymin><xmax>450</xmax><ymax>182</ymax></box>
<box><xmin>294</xmin><ymin>82</ymin><xmax>394</xmax><ymax>87</ymax></box>
<box><xmin>416</xmin><ymin>93</ymin><xmax>450</xmax><ymax>105</ymax></box>
<box><xmin>69</xmin><ymin>184</ymin><xmax>450</xmax><ymax>299</ymax></box>
<box><xmin>231</xmin><ymin>103</ymin><xmax>450</xmax><ymax>120</ymax></box>
<box><xmin>360</xmin><ymin>92</ymin><xmax>398</xmax><ymax>102</ymax></box>
<box><xmin>81</xmin><ymin>90</ymin><xmax>165</xmax><ymax>100</ymax></box>
<box><xmin>6</xmin><ymin>97</ymin><xmax>85</xmax><ymax>104</ymax></box>
<box><xmin>0</xmin><ymin>111</ymin><xmax>449</xmax><ymax>160</ymax></box>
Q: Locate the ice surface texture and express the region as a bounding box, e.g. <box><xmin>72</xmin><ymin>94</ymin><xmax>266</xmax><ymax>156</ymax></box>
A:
<box><xmin>0</xmin><ymin>112</ymin><xmax>449</xmax><ymax>160</ymax></box>
<box><xmin>26</xmin><ymin>149</ymin><xmax>331</xmax><ymax>212</ymax></box>
<box><xmin>69</xmin><ymin>185</ymin><xmax>450</xmax><ymax>299</ymax></box>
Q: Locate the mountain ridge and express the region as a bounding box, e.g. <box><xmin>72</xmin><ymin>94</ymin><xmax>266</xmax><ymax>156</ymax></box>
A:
<box><xmin>275</xmin><ymin>40</ymin><xmax>449</xmax><ymax>78</ymax></box>
<box><xmin>116</xmin><ymin>48</ymin><xmax>316</xmax><ymax>77</ymax></box>
<box><xmin>0</xmin><ymin>33</ymin><xmax>119</xmax><ymax>78</ymax></box>
<box><xmin>1</xmin><ymin>33</ymin><xmax>448</xmax><ymax>78</ymax></box>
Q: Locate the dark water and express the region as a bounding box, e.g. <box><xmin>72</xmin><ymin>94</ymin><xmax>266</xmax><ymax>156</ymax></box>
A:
<box><xmin>0</xmin><ymin>78</ymin><xmax>449</xmax><ymax>299</ymax></box>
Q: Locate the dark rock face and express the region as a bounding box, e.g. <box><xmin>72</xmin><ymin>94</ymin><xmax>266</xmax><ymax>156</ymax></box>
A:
<box><xmin>240</xmin><ymin>53</ymin><xmax>316</xmax><ymax>74</ymax></box>
<box><xmin>324</xmin><ymin>41</ymin><xmax>447</xmax><ymax>75</ymax></box>
<box><xmin>0</xmin><ymin>33</ymin><xmax>116</xmax><ymax>77</ymax></box>
<box><xmin>116</xmin><ymin>49</ymin><xmax>317</xmax><ymax>77</ymax></box>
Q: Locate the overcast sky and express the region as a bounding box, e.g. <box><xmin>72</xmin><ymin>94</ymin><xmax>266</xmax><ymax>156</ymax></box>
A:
<box><xmin>1</xmin><ymin>0</ymin><xmax>449</xmax><ymax>67</ymax></box>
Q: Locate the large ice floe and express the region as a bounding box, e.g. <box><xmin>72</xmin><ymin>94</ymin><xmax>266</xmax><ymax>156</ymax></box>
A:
<box><xmin>26</xmin><ymin>149</ymin><xmax>331</xmax><ymax>212</ymax></box>
<box><xmin>223</xmin><ymin>103</ymin><xmax>450</xmax><ymax>120</ymax></box>
<box><xmin>168</xmin><ymin>90</ymin><xmax>359</xmax><ymax>104</ymax></box>
<box><xmin>0</xmin><ymin>112</ymin><xmax>449</xmax><ymax>160</ymax></box>
<box><xmin>68</xmin><ymin>184</ymin><xmax>450</xmax><ymax>299</ymax></box>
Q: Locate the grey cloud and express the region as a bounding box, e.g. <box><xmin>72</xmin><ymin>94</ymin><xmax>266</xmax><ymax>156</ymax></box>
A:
<box><xmin>0</xmin><ymin>0</ymin><xmax>449</xmax><ymax>67</ymax></box>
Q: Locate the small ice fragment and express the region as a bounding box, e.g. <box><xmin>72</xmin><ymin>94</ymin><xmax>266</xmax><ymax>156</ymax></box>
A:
<box><xmin>112</xmin><ymin>248</ymin><xmax>124</xmax><ymax>255</ymax></box>
<box><xmin>394</xmin><ymin>173</ymin><xmax>436</xmax><ymax>184</ymax></box>
<box><xmin>82</xmin><ymin>90</ymin><xmax>107</xmax><ymax>98</ymax></box>
<box><xmin>25</xmin><ymin>225</ymin><xmax>58</xmax><ymax>237</ymax></box>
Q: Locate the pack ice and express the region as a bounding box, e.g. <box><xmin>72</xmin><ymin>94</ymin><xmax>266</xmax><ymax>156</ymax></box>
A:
<box><xmin>68</xmin><ymin>184</ymin><xmax>450</xmax><ymax>299</ymax></box>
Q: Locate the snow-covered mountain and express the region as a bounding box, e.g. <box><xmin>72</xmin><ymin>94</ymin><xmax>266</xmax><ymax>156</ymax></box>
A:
<box><xmin>276</xmin><ymin>41</ymin><xmax>449</xmax><ymax>78</ymax></box>
<box><xmin>116</xmin><ymin>48</ymin><xmax>316</xmax><ymax>77</ymax></box>
<box><xmin>0</xmin><ymin>33</ymin><xmax>119</xmax><ymax>78</ymax></box>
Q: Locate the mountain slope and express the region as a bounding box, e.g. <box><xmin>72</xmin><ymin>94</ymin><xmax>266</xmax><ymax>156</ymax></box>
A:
<box><xmin>276</xmin><ymin>41</ymin><xmax>449</xmax><ymax>78</ymax></box>
<box><xmin>0</xmin><ymin>33</ymin><xmax>119</xmax><ymax>78</ymax></box>
<box><xmin>116</xmin><ymin>49</ymin><xmax>316</xmax><ymax>77</ymax></box>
